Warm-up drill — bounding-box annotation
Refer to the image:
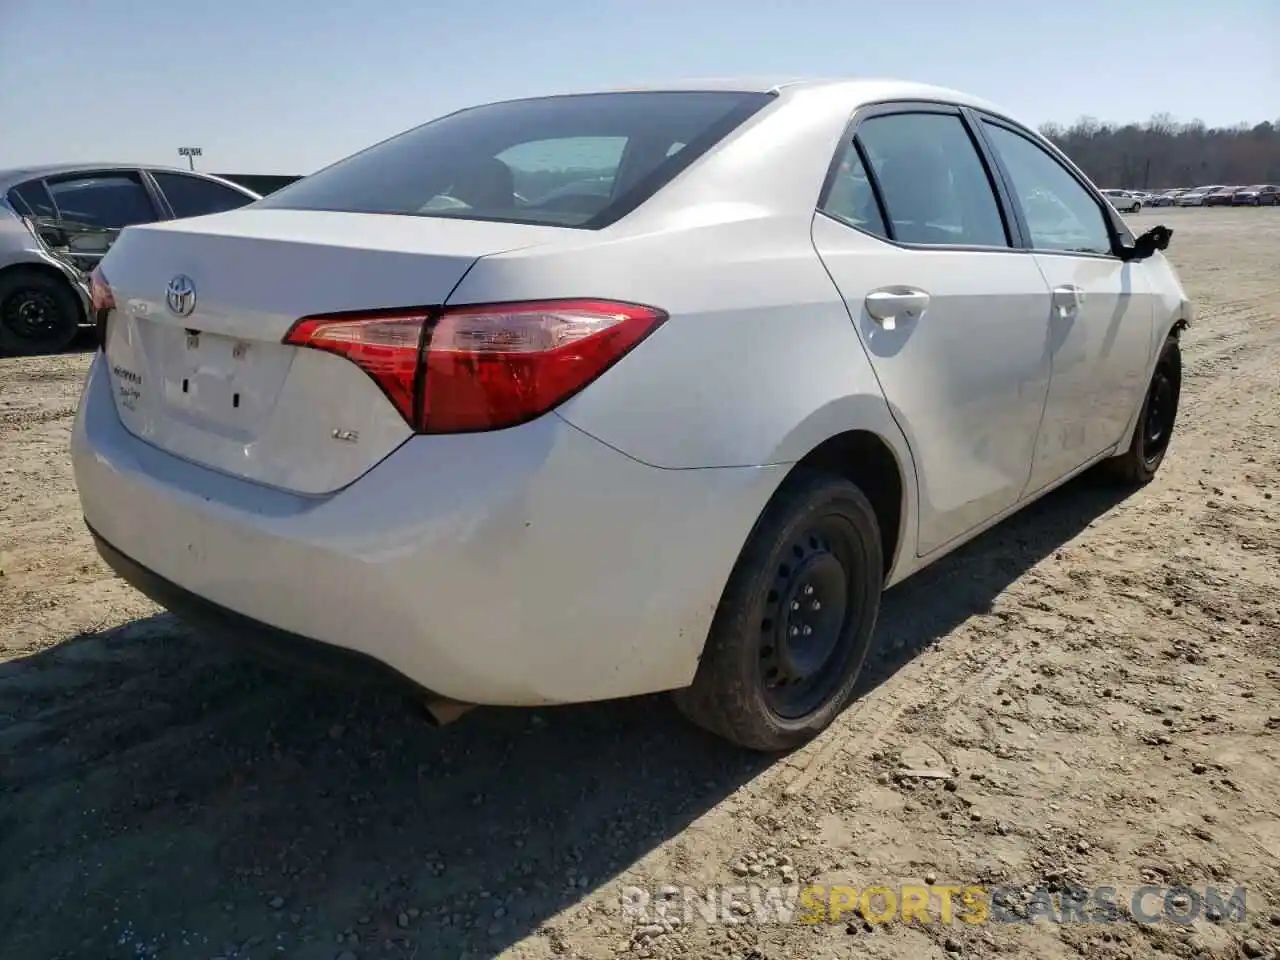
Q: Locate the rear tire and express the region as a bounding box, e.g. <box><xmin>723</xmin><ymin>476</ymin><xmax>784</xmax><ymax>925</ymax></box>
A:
<box><xmin>1104</xmin><ymin>335</ymin><xmax>1182</xmax><ymax>486</ymax></box>
<box><xmin>673</xmin><ymin>470</ymin><xmax>884</xmax><ymax>752</ymax></box>
<box><xmin>0</xmin><ymin>269</ymin><xmax>82</xmax><ymax>356</ymax></box>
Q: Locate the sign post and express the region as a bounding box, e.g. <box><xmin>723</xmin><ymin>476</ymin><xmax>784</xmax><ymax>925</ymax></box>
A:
<box><xmin>177</xmin><ymin>146</ymin><xmax>203</xmax><ymax>171</ymax></box>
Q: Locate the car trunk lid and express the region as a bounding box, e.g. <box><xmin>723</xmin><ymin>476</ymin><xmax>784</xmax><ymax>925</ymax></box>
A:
<box><xmin>100</xmin><ymin>209</ymin><xmax>566</xmax><ymax>494</ymax></box>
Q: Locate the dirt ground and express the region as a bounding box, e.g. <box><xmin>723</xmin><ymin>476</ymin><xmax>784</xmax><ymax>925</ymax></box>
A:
<box><xmin>2</xmin><ymin>207</ymin><xmax>1278</xmax><ymax>960</ymax></box>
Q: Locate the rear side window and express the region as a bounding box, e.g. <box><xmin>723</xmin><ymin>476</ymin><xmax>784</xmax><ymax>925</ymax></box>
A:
<box><xmin>152</xmin><ymin>172</ymin><xmax>255</xmax><ymax>218</ymax></box>
<box><xmin>819</xmin><ymin>143</ymin><xmax>887</xmax><ymax>238</ymax></box>
<box><xmin>855</xmin><ymin>113</ymin><xmax>1009</xmax><ymax>247</ymax></box>
<box><xmin>255</xmin><ymin>91</ymin><xmax>774</xmax><ymax>228</ymax></box>
<box><xmin>6</xmin><ymin>180</ymin><xmax>56</xmax><ymax>218</ymax></box>
<box><xmin>45</xmin><ymin>172</ymin><xmax>159</xmax><ymax>229</ymax></box>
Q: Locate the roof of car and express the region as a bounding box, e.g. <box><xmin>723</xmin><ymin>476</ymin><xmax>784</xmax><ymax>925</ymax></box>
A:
<box><xmin>0</xmin><ymin>162</ymin><xmax>253</xmax><ymax>192</ymax></box>
<box><xmin>503</xmin><ymin>77</ymin><xmax>1014</xmax><ymax>119</ymax></box>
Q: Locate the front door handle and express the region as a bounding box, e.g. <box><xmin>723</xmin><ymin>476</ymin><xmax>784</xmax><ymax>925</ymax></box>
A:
<box><xmin>1052</xmin><ymin>284</ymin><xmax>1085</xmax><ymax>319</ymax></box>
<box><xmin>865</xmin><ymin>287</ymin><xmax>930</xmax><ymax>330</ymax></box>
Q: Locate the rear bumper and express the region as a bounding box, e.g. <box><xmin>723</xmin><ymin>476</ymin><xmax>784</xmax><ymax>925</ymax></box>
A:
<box><xmin>72</xmin><ymin>353</ymin><xmax>786</xmax><ymax>705</ymax></box>
<box><xmin>89</xmin><ymin>523</ymin><xmax>423</xmax><ymax>690</ymax></box>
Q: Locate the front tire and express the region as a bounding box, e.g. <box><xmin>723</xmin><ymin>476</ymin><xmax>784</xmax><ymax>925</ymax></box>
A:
<box><xmin>1105</xmin><ymin>335</ymin><xmax>1182</xmax><ymax>485</ymax></box>
<box><xmin>0</xmin><ymin>269</ymin><xmax>82</xmax><ymax>356</ymax></box>
<box><xmin>673</xmin><ymin>470</ymin><xmax>884</xmax><ymax>752</ymax></box>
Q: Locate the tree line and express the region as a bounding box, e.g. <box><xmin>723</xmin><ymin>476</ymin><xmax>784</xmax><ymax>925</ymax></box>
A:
<box><xmin>1039</xmin><ymin>115</ymin><xmax>1280</xmax><ymax>190</ymax></box>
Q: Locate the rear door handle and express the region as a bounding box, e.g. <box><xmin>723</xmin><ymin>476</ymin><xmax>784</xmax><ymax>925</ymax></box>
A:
<box><xmin>1052</xmin><ymin>284</ymin><xmax>1085</xmax><ymax>319</ymax></box>
<box><xmin>864</xmin><ymin>287</ymin><xmax>930</xmax><ymax>330</ymax></box>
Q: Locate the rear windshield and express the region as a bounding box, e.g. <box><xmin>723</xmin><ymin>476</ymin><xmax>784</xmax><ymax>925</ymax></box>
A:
<box><xmin>255</xmin><ymin>91</ymin><xmax>774</xmax><ymax>229</ymax></box>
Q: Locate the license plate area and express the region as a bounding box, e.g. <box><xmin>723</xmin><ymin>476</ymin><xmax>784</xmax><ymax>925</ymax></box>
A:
<box><xmin>153</xmin><ymin>325</ymin><xmax>293</xmax><ymax>440</ymax></box>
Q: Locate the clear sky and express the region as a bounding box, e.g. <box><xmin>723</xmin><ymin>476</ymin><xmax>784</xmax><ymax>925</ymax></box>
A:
<box><xmin>2</xmin><ymin>0</ymin><xmax>1276</xmax><ymax>174</ymax></box>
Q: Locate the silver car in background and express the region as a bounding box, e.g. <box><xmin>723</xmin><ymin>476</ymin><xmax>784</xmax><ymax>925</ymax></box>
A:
<box><xmin>0</xmin><ymin>164</ymin><xmax>259</xmax><ymax>354</ymax></box>
<box><xmin>1175</xmin><ymin>186</ymin><xmax>1221</xmax><ymax>207</ymax></box>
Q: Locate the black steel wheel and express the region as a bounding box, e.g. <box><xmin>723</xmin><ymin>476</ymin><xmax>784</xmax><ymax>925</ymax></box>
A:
<box><xmin>1104</xmin><ymin>334</ymin><xmax>1182</xmax><ymax>485</ymax></box>
<box><xmin>674</xmin><ymin>469</ymin><xmax>884</xmax><ymax>752</ymax></box>
<box><xmin>0</xmin><ymin>269</ymin><xmax>82</xmax><ymax>355</ymax></box>
<box><xmin>760</xmin><ymin>517</ymin><xmax>861</xmax><ymax>719</ymax></box>
<box><xmin>1141</xmin><ymin>361</ymin><xmax>1178</xmax><ymax>468</ymax></box>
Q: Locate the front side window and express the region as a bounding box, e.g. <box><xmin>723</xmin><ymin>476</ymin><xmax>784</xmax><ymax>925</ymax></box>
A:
<box><xmin>256</xmin><ymin>91</ymin><xmax>774</xmax><ymax>228</ymax></box>
<box><xmin>152</xmin><ymin>172</ymin><xmax>255</xmax><ymax>218</ymax></box>
<box><xmin>981</xmin><ymin>122</ymin><xmax>1113</xmax><ymax>256</ymax></box>
<box><xmin>45</xmin><ymin>172</ymin><xmax>158</xmax><ymax>229</ymax></box>
<box><xmin>853</xmin><ymin>112</ymin><xmax>1009</xmax><ymax>248</ymax></box>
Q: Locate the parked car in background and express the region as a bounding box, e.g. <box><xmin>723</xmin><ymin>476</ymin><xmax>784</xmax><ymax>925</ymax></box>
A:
<box><xmin>0</xmin><ymin>164</ymin><xmax>259</xmax><ymax>354</ymax></box>
<box><xmin>1203</xmin><ymin>186</ymin><xmax>1238</xmax><ymax>207</ymax></box>
<box><xmin>1146</xmin><ymin>191</ymin><xmax>1177</xmax><ymax>207</ymax></box>
<box><xmin>1101</xmin><ymin>188</ymin><xmax>1142</xmax><ymax>212</ymax></box>
<box><xmin>1231</xmin><ymin>184</ymin><xmax>1279</xmax><ymax>206</ymax></box>
<box><xmin>1176</xmin><ymin>186</ymin><xmax>1220</xmax><ymax>206</ymax></box>
<box><xmin>73</xmin><ymin>78</ymin><xmax>1193</xmax><ymax>751</ymax></box>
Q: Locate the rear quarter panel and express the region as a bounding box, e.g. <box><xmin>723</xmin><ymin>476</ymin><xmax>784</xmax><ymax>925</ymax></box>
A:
<box><xmin>448</xmin><ymin>212</ymin><xmax>922</xmax><ymax>585</ymax></box>
<box><xmin>448</xmin><ymin>212</ymin><xmax>910</xmax><ymax>470</ymax></box>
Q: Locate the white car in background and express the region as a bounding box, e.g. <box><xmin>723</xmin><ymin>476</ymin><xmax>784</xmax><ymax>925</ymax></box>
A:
<box><xmin>73</xmin><ymin>78</ymin><xmax>1194</xmax><ymax>751</ymax></box>
<box><xmin>1100</xmin><ymin>189</ymin><xmax>1142</xmax><ymax>212</ymax></box>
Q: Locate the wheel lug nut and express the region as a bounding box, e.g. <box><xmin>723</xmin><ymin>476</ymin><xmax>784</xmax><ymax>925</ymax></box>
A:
<box><xmin>811</xmin><ymin>601</ymin><xmax>821</xmax><ymax>611</ymax></box>
<box><xmin>802</xmin><ymin>625</ymin><xmax>813</xmax><ymax>636</ymax></box>
<box><xmin>790</xmin><ymin>601</ymin><xmax>800</xmax><ymax>611</ymax></box>
<box><xmin>789</xmin><ymin>626</ymin><xmax>799</xmax><ymax>637</ymax></box>
<box><xmin>803</xmin><ymin>584</ymin><xmax>814</xmax><ymax>596</ymax></box>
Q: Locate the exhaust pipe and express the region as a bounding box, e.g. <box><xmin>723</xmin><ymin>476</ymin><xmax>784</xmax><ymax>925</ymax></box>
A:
<box><xmin>421</xmin><ymin>696</ymin><xmax>476</xmax><ymax>727</ymax></box>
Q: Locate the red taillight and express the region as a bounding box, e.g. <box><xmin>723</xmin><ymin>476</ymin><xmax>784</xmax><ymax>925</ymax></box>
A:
<box><xmin>423</xmin><ymin>300</ymin><xmax>665</xmax><ymax>432</ymax></box>
<box><xmin>90</xmin><ymin>266</ymin><xmax>114</xmax><ymax>312</ymax></box>
<box><xmin>89</xmin><ymin>267</ymin><xmax>115</xmax><ymax>346</ymax></box>
<box><xmin>284</xmin><ymin>299</ymin><xmax>665</xmax><ymax>433</ymax></box>
<box><xmin>284</xmin><ymin>313</ymin><xmax>425</xmax><ymax>425</ymax></box>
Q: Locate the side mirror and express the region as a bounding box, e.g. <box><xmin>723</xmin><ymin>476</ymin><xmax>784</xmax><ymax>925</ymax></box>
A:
<box><xmin>1120</xmin><ymin>225</ymin><xmax>1173</xmax><ymax>262</ymax></box>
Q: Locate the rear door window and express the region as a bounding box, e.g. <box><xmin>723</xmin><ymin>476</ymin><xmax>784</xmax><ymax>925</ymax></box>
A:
<box><xmin>45</xmin><ymin>172</ymin><xmax>160</xmax><ymax>229</ymax></box>
<box><xmin>151</xmin><ymin>172</ymin><xmax>255</xmax><ymax>218</ymax></box>
<box><xmin>254</xmin><ymin>90</ymin><xmax>774</xmax><ymax>228</ymax></box>
<box><xmin>854</xmin><ymin>112</ymin><xmax>1010</xmax><ymax>248</ymax></box>
<box><xmin>819</xmin><ymin>143</ymin><xmax>888</xmax><ymax>238</ymax></box>
<box><xmin>6</xmin><ymin>180</ymin><xmax>57</xmax><ymax>218</ymax></box>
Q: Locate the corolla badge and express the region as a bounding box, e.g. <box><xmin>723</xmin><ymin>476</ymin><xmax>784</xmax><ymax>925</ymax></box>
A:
<box><xmin>165</xmin><ymin>275</ymin><xmax>197</xmax><ymax>317</ymax></box>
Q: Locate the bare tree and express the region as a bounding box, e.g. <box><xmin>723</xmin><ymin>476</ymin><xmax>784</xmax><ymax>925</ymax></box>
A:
<box><xmin>1038</xmin><ymin>116</ymin><xmax>1280</xmax><ymax>188</ymax></box>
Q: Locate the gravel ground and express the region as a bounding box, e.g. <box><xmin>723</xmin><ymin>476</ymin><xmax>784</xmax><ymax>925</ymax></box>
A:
<box><xmin>1</xmin><ymin>207</ymin><xmax>1278</xmax><ymax>960</ymax></box>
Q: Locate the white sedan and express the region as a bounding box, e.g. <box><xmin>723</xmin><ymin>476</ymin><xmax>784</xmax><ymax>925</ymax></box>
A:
<box><xmin>73</xmin><ymin>78</ymin><xmax>1193</xmax><ymax>751</ymax></box>
<box><xmin>1100</xmin><ymin>189</ymin><xmax>1142</xmax><ymax>212</ymax></box>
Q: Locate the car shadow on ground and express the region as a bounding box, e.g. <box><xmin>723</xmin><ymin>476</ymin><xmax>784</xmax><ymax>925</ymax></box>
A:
<box><xmin>0</xmin><ymin>471</ymin><xmax>1131</xmax><ymax>959</ymax></box>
